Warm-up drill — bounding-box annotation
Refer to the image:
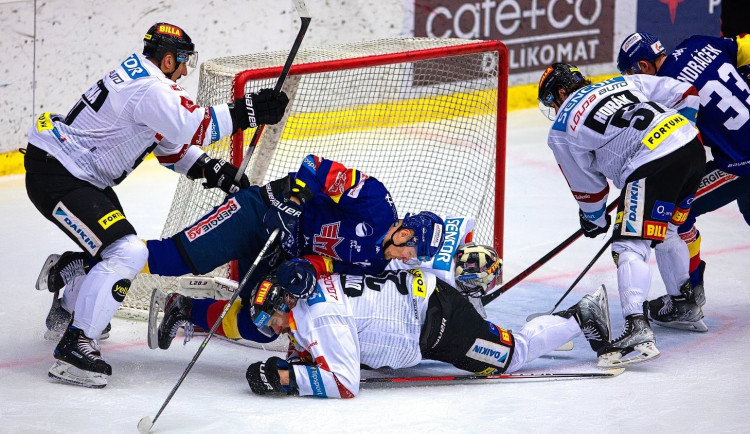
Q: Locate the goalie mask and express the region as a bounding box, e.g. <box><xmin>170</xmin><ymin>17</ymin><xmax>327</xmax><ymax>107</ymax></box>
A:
<box><xmin>249</xmin><ymin>277</ymin><xmax>290</xmax><ymax>338</ymax></box>
<box><xmin>455</xmin><ymin>243</ymin><xmax>503</xmax><ymax>297</ymax></box>
<box><xmin>143</xmin><ymin>23</ymin><xmax>198</xmax><ymax>69</ymax></box>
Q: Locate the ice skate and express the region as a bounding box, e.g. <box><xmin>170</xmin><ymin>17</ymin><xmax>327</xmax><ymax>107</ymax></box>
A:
<box><xmin>44</xmin><ymin>292</ymin><xmax>110</xmax><ymax>340</ymax></box>
<box><xmin>555</xmin><ymin>285</ymin><xmax>611</xmax><ymax>354</ymax></box>
<box><xmin>48</xmin><ymin>326</ymin><xmax>111</xmax><ymax>388</ymax></box>
<box><xmin>35</xmin><ymin>251</ymin><xmax>88</xmax><ymax>293</ymax></box>
<box><xmin>647</xmin><ymin>264</ymin><xmax>708</xmax><ymax>332</ymax></box>
<box><xmin>599</xmin><ymin>313</ymin><xmax>660</xmax><ymax>368</ymax></box>
<box><xmin>150</xmin><ymin>290</ymin><xmax>193</xmax><ymax>350</ymax></box>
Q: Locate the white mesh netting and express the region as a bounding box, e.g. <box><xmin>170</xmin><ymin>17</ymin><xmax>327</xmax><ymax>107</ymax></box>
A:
<box><xmin>121</xmin><ymin>37</ymin><xmax>506</xmax><ymax>321</ymax></box>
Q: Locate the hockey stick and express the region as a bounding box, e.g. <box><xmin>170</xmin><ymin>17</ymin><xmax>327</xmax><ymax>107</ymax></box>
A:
<box><xmin>234</xmin><ymin>0</ymin><xmax>311</xmax><ymax>183</ymax></box>
<box><xmin>361</xmin><ymin>367</ymin><xmax>624</xmax><ymax>386</ymax></box>
<box><xmin>481</xmin><ymin>199</ymin><xmax>618</xmax><ymax>307</ymax></box>
<box><xmin>137</xmin><ymin>229</ymin><xmax>280</xmax><ymax>434</ymax></box>
<box><xmin>525</xmin><ymin>235</ymin><xmax>614</xmax><ymax>322</ymax></box>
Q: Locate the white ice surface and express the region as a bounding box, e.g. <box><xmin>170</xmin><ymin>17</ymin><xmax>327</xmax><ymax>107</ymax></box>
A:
<box><xmin>1</xmin><ymin>108</ymin><xmax>749</xmax><ymax>433</ymax></box>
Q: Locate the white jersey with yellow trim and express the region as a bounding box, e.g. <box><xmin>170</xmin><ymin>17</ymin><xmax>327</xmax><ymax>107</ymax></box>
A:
<box><xmin>547</xmin><ymin>74</ymin><xmax>699</xmax><ymax>225</ymax></box>
<box><xmin>27</xmin><ymin>52</ymin><xmax>234</xmax><ymax>189</ymax></box>
<box><xmin>288</xmin><ymin>270</ymin><xmax>436</xmax><ymax>398</ymax></box>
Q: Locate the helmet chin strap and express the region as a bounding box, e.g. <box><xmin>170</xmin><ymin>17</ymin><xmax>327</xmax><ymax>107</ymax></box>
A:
<box><xmin>382</xmin><ymin>225</ymin><xmax>409</xmax><ymax>253</ymax></box>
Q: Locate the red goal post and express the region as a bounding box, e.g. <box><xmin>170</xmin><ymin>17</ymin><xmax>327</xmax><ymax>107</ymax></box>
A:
<box><xmin>122</xmin><ymin>37</ymin><xmax>507</xmax><ymax>316</ymax></box>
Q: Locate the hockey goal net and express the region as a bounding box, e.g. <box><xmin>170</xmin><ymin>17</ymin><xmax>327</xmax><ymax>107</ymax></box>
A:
<box><xmin>122</xmin><ymin>37</ymin><xmax>507</xmax><ymax>319</ymax></box>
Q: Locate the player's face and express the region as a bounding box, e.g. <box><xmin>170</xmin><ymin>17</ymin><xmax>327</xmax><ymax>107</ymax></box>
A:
<box><xmin>268</xmin><ymin>310</ymin><xmax>291</xmax><ymax>335</ymax></box>
<box><xmin>383</xmin><ymin>228</ymin><xmax>418</xmax><ymax>262</ymax></box>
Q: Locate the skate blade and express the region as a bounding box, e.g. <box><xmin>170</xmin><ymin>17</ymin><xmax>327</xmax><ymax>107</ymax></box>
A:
<box><xmin>35</xmin><ymin>254</ymin><xmax>60</xmax><ymax>292</ymax></box>
<box><xmin>555</xmin><ymin>341</ymin><xmax>574</xmax><ymax>351</ymax></box>
<box><xmin>597</xmin><ymin>342</ymin><xmax>661</xmax><ymax>368</ymax></box>
<box><xmin>653</xmin><ymin>318</ymin><xmax>708</xmax><ymax>333</ymax></box>
<box><xmin>48</xmin><ymin>360</ymin><xmax>107</xmax><ymax>388</ymax></box>
<box><xmin>593</xmin><ymin>285</ymin><xmax>612</xmax><ymax>340</ymax></box>
<box><xmin>147</xmin><ymin>288</ymin><xmax>167</xmax><ymax>350</ymax></box>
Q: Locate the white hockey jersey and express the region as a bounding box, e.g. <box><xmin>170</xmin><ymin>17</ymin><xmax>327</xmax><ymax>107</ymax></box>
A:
<box><xmin>547</xmin><ymin>74</ymin><xmax>699</xmax><ymax>226</ymax></box>
<box><xmin>288</xmin><ymin>270</ymin><xmax>437</xmax><ymax>398</ymax></box>
<box><xmin>28</xmin><ymin>52</ymin><xmax>235</xmax><ymax>189</ymax></box>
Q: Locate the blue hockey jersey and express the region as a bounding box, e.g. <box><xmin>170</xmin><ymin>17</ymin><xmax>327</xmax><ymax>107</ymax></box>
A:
<box><xmin>658</xmin><ymin>35</ymin><xmax>750</xmax><ymax>175</ymax></box>
<box><xmin>294</xmin><ymin>155</ymin><xmax>399</xmax><ymax>276</ymax></box>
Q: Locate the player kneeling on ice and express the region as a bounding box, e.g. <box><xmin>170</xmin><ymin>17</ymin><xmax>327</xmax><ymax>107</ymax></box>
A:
<box><xmin>537</xmin><ymin>63</ymin><xmax>704</xmax><ymax>366</ymax></box>
<box><xmin>242</xmin><ymin>268</ymin><xmax>611</xmax><ymax>398</ymax></box>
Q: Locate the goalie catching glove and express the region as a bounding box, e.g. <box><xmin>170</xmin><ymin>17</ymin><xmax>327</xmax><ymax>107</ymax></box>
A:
<box><xmin>246</xmin><ymin>356</ymin><xmax>298</xmax><ymax>395</ymax></box>
<box><xmin>232</xmin><ymin>88</ymin><xmax>289</xmax><ymax>130</ymax></box>
<box><xmin>579</xmin><ymin>209</ymin><xmax>611</xmax><ymax>238</ymax></box>
<box><xmin>188</xmin><ymin>154</ymin><xmax>249</xmax><ymax>194</ymax></box>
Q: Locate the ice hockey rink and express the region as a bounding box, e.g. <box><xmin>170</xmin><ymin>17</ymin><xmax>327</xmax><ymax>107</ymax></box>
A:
<box><xmin>1</xmin><ymin>107</ymin><xmax>748</xmax><ymax>433</ymax></box>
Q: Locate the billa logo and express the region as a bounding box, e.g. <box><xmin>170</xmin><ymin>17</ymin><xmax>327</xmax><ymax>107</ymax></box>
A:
<box><xmin>158</xmin><ymin>25</ymin><xmax>182</xmax><ymax>37</ymax></box>
<box><xmin>254</xmin><ymin>280</ymin><xmax>272</xmax><ymax>305</ymax></box>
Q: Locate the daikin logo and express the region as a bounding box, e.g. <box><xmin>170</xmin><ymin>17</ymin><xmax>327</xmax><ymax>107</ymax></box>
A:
<box><xmin>53</xmin><ymin>203</ymin><xmax>101</xmax><ymax>255</ymax></box>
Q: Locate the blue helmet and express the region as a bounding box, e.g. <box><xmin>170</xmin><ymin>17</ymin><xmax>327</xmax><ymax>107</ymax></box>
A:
<box><xmin>401</xmin><ymin>211</ymin><xmax>445</xmax><ymax>261</ymax></box>
<box><xmin>617</xmin><ymin>32</ymin><xmax>665</xmax><ymax>74</ymax></box>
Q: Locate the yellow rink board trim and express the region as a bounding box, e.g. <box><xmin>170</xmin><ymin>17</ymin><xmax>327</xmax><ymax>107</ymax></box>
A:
<box><xmin>2</xmin><ymin>74</ymin><xmax>616</xmax><ymax>177</ymax></box>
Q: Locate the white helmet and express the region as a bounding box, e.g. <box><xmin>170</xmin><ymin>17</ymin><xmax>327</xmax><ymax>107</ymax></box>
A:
<box><xmin>454</xmin><ymin>243</ymin><xmax>502</xmax><ymax>297</ymax></box>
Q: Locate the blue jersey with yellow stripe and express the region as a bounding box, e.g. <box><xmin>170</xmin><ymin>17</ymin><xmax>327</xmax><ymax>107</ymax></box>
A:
<box><xmin>658</xmin><ymin>35</ymin><xmax>750</xmax><ymax>175</ymax></box>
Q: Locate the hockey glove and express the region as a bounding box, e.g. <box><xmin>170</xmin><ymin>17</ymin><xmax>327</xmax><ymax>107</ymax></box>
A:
<box><xmin>190</xmin><ymin>154</ymin><xmax>249</xmax><ymax>194</ymax></box>
<box><xmin>262</xmin><ymin>194</ymin><xmax>302</xmax><ymax>255</ymax></box>
<box><xmin>579</xmin><ymin>209</ymin><xmax>611</xmax><ymax>238</ymax></box>
<box><xmin>246</xmin><ymin>356</ymin><xmax>297</xmax><ymax>395</ymax></box>
<box><xmin>233</xmin><ymin>88</ymin><xmax>289</xmax><ymax>130</ymax></box>
<box><xmin>276</xmin><ymin>258</ymin><xmax>317</xmax><ymax>299</ymax></box>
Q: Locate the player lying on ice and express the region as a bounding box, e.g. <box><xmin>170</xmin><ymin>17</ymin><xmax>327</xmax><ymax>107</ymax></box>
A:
<box><xmin>151</xmin><ymin>242</ymin><xmax>613</xmax><ymax>398</ymax></box>
<box><xmin>39</xmin><ymin>154</ymin><xmax>448</xmax><ymax>345</ymax></box>
<box><xmin>243</xmin><ymin>270</ymin><xmax>612</xmax><ymax>398</ymax></box>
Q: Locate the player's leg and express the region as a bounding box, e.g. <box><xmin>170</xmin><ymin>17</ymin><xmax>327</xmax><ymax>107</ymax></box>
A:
<box><xmin>646</xmin><ymin>141</ymin><xmax>708</xmax><ymax>331</ymax></box>
<box><xmin>678</xmin><ymin>162</ymin><xmax>749</xmax><ymax>293</ymax></box>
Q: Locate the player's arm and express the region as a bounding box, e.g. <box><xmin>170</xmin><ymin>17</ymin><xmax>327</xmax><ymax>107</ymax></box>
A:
<box><xmin>132</xmin><ymin>83</ymin><xmax>287</xmax><ymax>147</ymax></box>
<box><xmin>153</xmin><ymin>140</ymin><xmax>249</xmax><ymax>194</ymax></box>
<box><xmin>292</xmin><ymin>155</ymin><xmax>378</xmax><ymax>205</ymax></box>
<box><xmin>246</xmin><ymin>310</ymin><xmax>360</xmax><ymax>398</ymax></box>
<box><xmin>549</xmin><ymin>140</ymin><xmax>610</xmax><ymax>232</ymax></box>
<box><xmin>287</xmin><ymin>312</ymin><xmax>360</xmax><ymax>398</ymax></box>
<box><xmin>627</xmin><ymin>74</ymin><xmax>700</xmax><ymax>123</ymax></box>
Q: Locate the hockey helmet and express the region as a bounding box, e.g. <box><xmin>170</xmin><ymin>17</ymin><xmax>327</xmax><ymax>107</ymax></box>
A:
<box><xmin>401</xmin><ymin>211</ymin><xmax>445</xmax><ymax>262</ymax></box>
<box><xmin>538</xmin><ymin>63</ymin><xmax>585</xmax><ymax>108</ymax></box>
<box><xmin>143</xmin><ymin>23</ymin><xmax>198</xmax><ymax>68</ymax></box>
<box><xmin>249</xmin><ymin>276</ymin><xmax>290</xmax><ymax>337</ymax></box>
<box><xmin>454</xmin><ymin>243</ymin><xmax>503</xmax><ymax>297</ymax></box>
<box><xmin>617</xmin><ymin>32</ymin><xmax>665</xmax><ymax>75</ymax></box>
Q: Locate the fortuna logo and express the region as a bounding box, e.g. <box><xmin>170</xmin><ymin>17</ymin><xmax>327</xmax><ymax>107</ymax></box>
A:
<box><xmin>185</xmin><ymin>198</ymin><xmax>241</xmax><ymax>241</ymax></box>
<box><xmin>313</xmin><ymin>222</ymin><xmax>344</xmax><ymax>260</ymax></box>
